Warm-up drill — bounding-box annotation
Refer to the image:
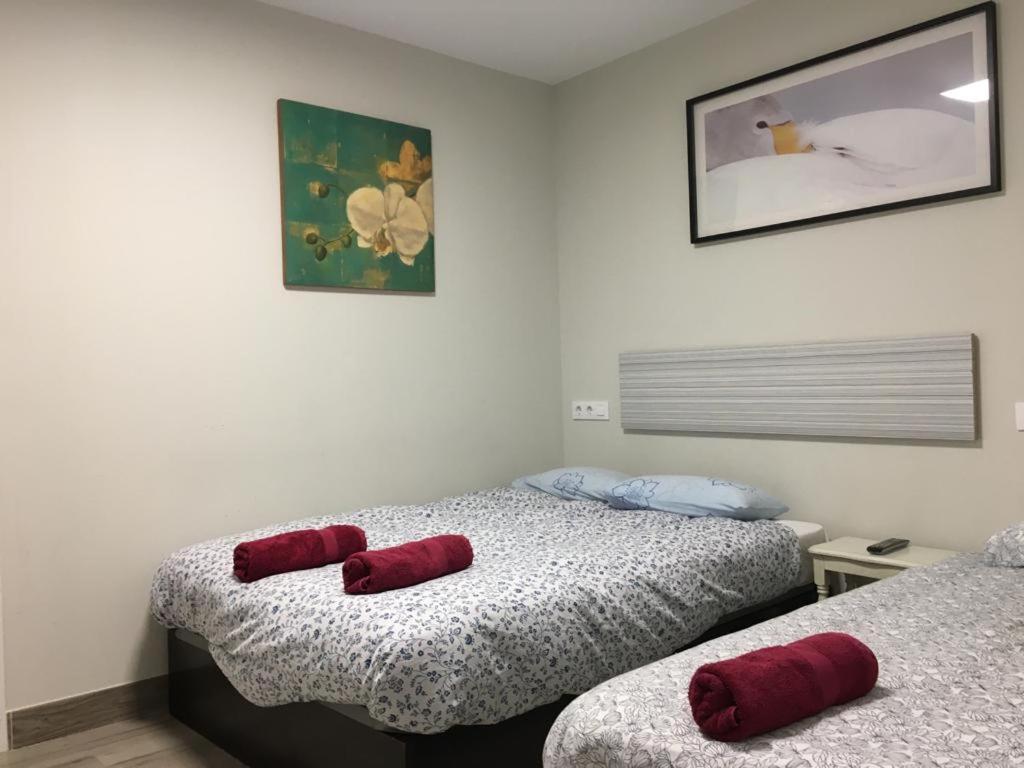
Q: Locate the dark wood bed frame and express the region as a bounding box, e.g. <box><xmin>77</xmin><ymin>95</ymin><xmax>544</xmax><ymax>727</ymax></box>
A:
<box><xmin>168</xmin><ymin>584</ymin><xmax>815</xmax><ymax>768</ymax></box>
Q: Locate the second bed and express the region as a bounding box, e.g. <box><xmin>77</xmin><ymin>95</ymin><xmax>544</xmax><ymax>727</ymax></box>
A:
<box><xmin>544</xmin><ymin>553</ymin><xmax>1024</xmax><ymax>767</ymax></box>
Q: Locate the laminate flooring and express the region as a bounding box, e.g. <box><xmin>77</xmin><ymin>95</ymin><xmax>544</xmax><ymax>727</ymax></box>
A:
<box><xmin>0</xmin><ymin>718</ymin><xmax>244</xmax><ymax>768</ymax></box>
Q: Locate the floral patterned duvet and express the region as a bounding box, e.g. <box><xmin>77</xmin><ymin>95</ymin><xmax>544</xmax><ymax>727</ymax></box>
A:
<box><xmin>150</xmin><ymin>487</ymin><xmax>800</xmax><ymax>734</ymax></box>
<box><xmin>544</xmin><ymin>555</ymin><xmax>1024</xmax><ymax>767</ymax></box>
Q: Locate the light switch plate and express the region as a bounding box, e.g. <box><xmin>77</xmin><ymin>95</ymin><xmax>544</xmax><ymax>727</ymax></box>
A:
<box><xmin>572</xmin><ymin>400</ymin><xmax>609</xmax><ymax>420</ymax></box>
<box><xmin>1016</xmin><ymin>402</ymin><xmax>1024</xmax><ymax>431</ymax></box>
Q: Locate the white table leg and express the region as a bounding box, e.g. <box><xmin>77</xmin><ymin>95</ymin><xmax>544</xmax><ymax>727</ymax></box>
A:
<box><xmin>813</xmin><ymin>560</ymin><xmax>829</xmax><ymax>602</ymax></box>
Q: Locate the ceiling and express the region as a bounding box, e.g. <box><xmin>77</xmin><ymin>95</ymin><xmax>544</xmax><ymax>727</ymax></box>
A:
<box><xmin>258</xmin><ymin>0</ymin><xmax>754</xmax><ymax>84</ymax></box>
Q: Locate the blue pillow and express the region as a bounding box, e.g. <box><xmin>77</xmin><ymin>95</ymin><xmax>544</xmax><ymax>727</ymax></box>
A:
<box><xmin>512</xmin><ymin>467</ymin><xmax>629</xmax><ymax>502</ymax></box>
<box><xmin>604</xmin><ymin>475</ymin><xmax>788</xmax><ymax>521</ymax></box>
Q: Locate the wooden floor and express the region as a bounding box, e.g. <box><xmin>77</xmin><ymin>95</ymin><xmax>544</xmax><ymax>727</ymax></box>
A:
<box><xmin>0</xmin><ymin>718</ymin><xmax>244</xmax><ymax>768</ymax></box>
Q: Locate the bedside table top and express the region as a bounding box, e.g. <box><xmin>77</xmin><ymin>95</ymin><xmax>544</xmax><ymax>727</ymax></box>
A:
<box><xmin>809</xmin><ymin>536</ymin><xmax>958</xmax><ymax>569</ymax></box>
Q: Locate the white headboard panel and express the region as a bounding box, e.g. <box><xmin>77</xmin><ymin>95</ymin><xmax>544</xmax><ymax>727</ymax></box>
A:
<box><xmin>619</xmin><ymin>334</ymin><xmax>977</xmax><ymax>441</ymax></box>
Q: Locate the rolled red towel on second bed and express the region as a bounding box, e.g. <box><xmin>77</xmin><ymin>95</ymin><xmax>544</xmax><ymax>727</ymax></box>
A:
<box><xmin>689</xmin><ymin>631</ymin><xmax>878</xmax><ymax>741</ymax></box>
<box><xmin>233</xmin><ymin>525</ymin><xmax>367</xmax><ymax>583</ymax></box>
<box><xmin>343</xmin><ymin>534</ymin><xmax>473</xmax><ymax>594</ymax></box>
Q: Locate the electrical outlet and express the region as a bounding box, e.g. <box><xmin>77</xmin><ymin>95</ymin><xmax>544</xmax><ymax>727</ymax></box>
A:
<box><xmin>1016</xmin><ymin>402</ymin><xmax>1024</xmax><ymax>431</ymax></box>
<box><xmin>572</xmin><ymin>400</ymin><xmax>609</xmax><ymax>421</ymax></box>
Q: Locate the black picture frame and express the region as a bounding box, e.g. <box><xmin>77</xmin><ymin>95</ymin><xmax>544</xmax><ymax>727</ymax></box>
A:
<box><xmin>685</xmin><ymin>2</ymin><xmax>1001</xmax><ymax>245</ymax></box>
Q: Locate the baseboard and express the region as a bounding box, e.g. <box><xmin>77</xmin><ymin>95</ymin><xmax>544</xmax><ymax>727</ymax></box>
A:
<box><xmin>7</xmin><ymin>675</ymin><xmax>168</xmax><ymax>749</ymax></box>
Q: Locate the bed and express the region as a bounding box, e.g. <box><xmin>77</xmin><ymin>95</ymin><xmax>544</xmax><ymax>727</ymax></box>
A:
<box><xmin>151</xmin><ymin>486</ymin><xmax>823</xmax><ymax>767</ymax></box>
<box><xmin>544</xmin><ymin>553</ymin><xmax>1024</xmax><ymax>768</ymax></box>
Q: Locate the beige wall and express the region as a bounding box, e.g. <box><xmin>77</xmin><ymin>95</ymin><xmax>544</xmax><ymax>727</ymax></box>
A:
<box><xmin>554</xmin><ymin>0</ymin><xmax>1023</xmax><ymax>551</ymax></box>
<box><xmin>0</xmin><ymin>0</ymin><xmax>562</xmax><ymax>709</ymax></box>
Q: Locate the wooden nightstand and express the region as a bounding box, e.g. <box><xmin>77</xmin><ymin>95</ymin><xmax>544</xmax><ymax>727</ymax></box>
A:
<box><xmin>809</xmin><ymin>536</ymin><xmax>958</xmax><ymax>601</ymax></box>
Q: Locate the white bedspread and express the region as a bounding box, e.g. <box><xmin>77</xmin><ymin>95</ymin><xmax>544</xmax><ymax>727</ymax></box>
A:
<box><xmin>544</xmin><ymin>555</ymin><xmax>1024</xmax><ymax>767</ymax></box>
<box><xmin>151</xmin><ymin>487</ymin><xmax>801</xmax><ymax>734</ymax></box>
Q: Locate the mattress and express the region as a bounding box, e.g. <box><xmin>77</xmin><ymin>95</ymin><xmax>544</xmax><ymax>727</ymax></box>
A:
<box><xmin>777</xmin><ymin>519</ymin><xmax>827</xmax><ymax>585</ymax></box>
<box><xmin>151</xmin><ymin>487</ymin><xmax>803</xmax><ymax>734</ymax></box>
<box><xmin>544</xmin><ymin>555</ymin><xmax>1024</xmax><ymax>768</ymax></box>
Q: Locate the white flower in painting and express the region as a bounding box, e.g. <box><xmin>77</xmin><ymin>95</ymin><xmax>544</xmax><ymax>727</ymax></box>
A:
<box><xmin>415</xmin><ymin>177</ymin><xmax>434</xmax><ymax>235</ymax></box>
<box><xmin>346</xmin><ymin>183</ymin><xmax>429</xmax><ymax>265</ymax></box>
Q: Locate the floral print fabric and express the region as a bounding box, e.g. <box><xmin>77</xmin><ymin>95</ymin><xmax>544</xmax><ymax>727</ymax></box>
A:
<box><xmin>984</xmin><ymin>522</ymin><xmax>1024</xmax><ymax>567</ymax></box>
<box><xmin>151</xmin><ymin>487</ymin><xmax>800</xmax><ymax>734</ymax></box>
<box><xmin>544</xmin><ymin>555</ymin><xmax>1024</xmax><ymax>767</ymax></box>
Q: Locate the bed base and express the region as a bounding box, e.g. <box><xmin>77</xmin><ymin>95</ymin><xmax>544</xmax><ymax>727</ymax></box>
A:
<box><xmin>168</xmin><ymin>583</ymin><xmax>815</xmax><ymax>768</ymax></box>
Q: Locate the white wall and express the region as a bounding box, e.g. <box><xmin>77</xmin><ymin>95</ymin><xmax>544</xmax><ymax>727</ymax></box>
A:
<box><xmin>0</xmin><ymin>0</ymin><xmax>562</xmax><ymax>710</ymax></box>
<box><xmin>554</xmin><ymin>0</ymin><xmax>1024</xmax><ymax>551</ymax></box>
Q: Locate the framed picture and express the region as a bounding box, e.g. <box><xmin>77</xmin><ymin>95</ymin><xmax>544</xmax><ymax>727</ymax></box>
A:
<box><xmin>278</xmin><ymin>99</ymin><xmax>435</xmax><ymax>291</ymax></box>
<box><xmin>686</xmin><ymin>2</ymin><xmax>1000</xmax><ymax>244</ymax></box>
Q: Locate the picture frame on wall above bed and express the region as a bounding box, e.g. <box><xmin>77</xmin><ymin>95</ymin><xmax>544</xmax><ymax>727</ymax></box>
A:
<box><xmin>277</xmin><ymin>99</ymin><xmax>436</xmax><ymax>292</ymax></box>
<box><xmin>685</xmin><ymin>2</ymin><xmax>1001</xmax><ymax>244</ymax></box>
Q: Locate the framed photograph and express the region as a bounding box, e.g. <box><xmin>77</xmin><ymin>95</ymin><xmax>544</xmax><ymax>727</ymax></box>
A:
<box><xmin>278</xmin><ymin>99</ymin><xmax>435</xmax><ymax>291</ymax></box>
<box><xmin>686</xmin><ymin>2</ymin><xmax>1000</xmax><ymax>244</ymax></box>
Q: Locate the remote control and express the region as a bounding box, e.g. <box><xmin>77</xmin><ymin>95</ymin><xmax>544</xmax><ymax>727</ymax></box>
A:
<box><xmin>866</xmin><ymin>538</ymin><xmax>910</xmax><ymax>555</ymax></box>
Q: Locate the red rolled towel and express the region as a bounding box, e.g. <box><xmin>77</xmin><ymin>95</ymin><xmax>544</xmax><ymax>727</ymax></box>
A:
<box><xmin>233</xmin><ymin>525</ymin><xmax>367</xmax><ymax>583</ymax></box>
<box><xmin>343</xmin><ymin>534</ymin><xmax>473</xmax><ymax>594</ymax></box>
<box><xmin>689</xmin><ymin>632</ymin><xmax>878</xmax><ymax>741</ymax></box>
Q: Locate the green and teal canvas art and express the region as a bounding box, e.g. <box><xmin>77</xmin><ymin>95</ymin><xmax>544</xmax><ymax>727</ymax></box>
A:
<box><xmin>277</xmin><ymin>99</ymin><xmax>435</xmax><ymax>291</ymax></box>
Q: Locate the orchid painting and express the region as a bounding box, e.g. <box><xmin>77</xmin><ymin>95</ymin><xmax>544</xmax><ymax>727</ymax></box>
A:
<box><xmin>278</xmin><ymin>99</ymin><xmax>435</xmax><ymax>291</ymax></box>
